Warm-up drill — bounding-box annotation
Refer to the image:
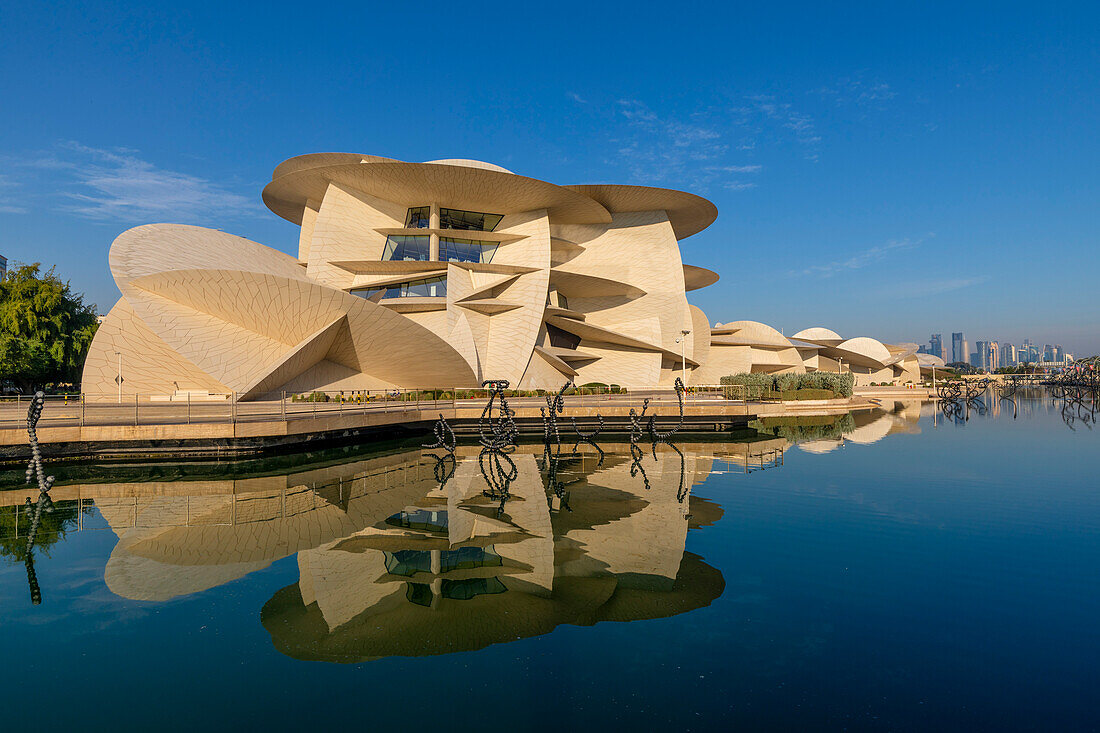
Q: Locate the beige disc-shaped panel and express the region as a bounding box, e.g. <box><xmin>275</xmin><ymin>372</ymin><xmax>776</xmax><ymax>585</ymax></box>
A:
<box><xmin>106</xmin><ymin>224</ymin><xmax>477</xmax><ymax>396</ymax></box>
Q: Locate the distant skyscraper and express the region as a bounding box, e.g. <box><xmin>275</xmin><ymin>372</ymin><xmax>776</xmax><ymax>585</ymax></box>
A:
<box><xmin>930</xmin><ymin>333</ymin><xmax>944</xmax><ymax>360</ymax></box>
<box><xmin>0</xmin><ymin>254</ymin><xmax>6</xmax><ymax>280</ymax></box>
<box><xmin>1000</xmin><ymin>342</ymin><xmax>1017</xmax><ymax>367</ymax></box>
<box><xmin>975</xmin><ymin>340</ymin><xmax>999</xmax><ymax>371</ymax></box>
<box><xmin>952</xmin><ymin>332</ymin><xmax>966</xmax><ymax>363</ymax></box>
<box><xmin>1054</xmin><ymin>345</ymin><xmax>1064</xmax><ymax>363</ymax></box>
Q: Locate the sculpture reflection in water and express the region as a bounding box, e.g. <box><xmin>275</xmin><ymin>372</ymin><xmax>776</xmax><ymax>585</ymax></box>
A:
<box><xmin>51</xmin><ymin>385</ymin><xmax>720</xmax><ymax>658</ymax></box>
<box><xmin>477</xmin><ymin>379</ymin><xmax>520</xmax><ymax>516</ymax></box>
<box><xmin>261</xmin><ymin>456</ymin><xmax>720</xmax><ymax>662</ymax></box>
<box><xmin>937</xmin><ymin>363</ymin><xmax>1100</xmax><ymax>429</ymax></box>
<box><xmin>23</xmin><ymin>392</ymin><xmax>55</xmax><ymax>605</ymax></box>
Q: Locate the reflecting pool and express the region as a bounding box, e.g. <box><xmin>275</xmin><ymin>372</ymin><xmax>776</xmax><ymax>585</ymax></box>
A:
<box><xmin>1</xmin><ymin>394</ymin><xmax>1097</xmax><ymax>730</ymax></box>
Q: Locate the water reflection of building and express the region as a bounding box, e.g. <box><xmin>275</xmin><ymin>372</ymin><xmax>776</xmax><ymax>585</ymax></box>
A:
<box><xmin>36</xmin><ymin>444</ymin><xmax>724</xmax><ymax>658</ymax></box>
<box><xmin>95</xmin><ymin>452</ymin><xmax>444</xmax><ymax>601</ymax></box>
<box><xmin>782</xmin><ymin>400</ymin><xmax>923</xmax><ymax>454</ymax></box>
<box><xmin>261</xmin><ymin>448</ymin><xmax>724</xmax><ymax>662</ymax></box>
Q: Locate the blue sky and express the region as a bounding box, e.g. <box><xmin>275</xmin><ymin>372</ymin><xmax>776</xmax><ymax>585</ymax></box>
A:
<box><xmin>2</xmin><ymin>1</ymin><xmax>1097</xmax><ymax>354</ymax></box>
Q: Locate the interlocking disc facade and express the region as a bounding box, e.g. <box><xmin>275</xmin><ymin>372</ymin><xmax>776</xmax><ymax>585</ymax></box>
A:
<box><xmin>81</xmin><ymin>154</ymin><xmax>922</xmax><ymax>400</ymax></box>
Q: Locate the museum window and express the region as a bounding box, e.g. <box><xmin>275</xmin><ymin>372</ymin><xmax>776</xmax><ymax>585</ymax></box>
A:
<box><xmin>442</xmin><ymin>545</ymin><xmax>503</xmax><ymax>572</ymax></box>
<box><xmin>439</xmin><ymin>237</ymin><xmax>498</xmax><ymax>264</ymax></box>
<box><xmin>405</xmin><ymin>206</ymin><xmax>430</xmax><ymax>228</ymax></box>
<box><xmin>383</xmin><ymin>545</ymin><xmax>503</xmax><ymax>578</ymax></box>
<box><xmin>384</xmin><ymin>509</ymin><xmax>448</xmax><ymax>532</ymax></box>
<box><xmin>382</xmin><ymin>235</ymin><xmax>430</xmax><ymax>261</ymax></box>
<box><xmin>439</xmin><ymin>207</ymin><xmax>503</xmax><ymax>232</ymax></box>
<box><xmin>385</xmin><ymin>550</ymin><xmax>433</xmax><ymax>577</ymax></box>
<box><xmin>546</xmin><ymin>322</ymin><xmax>581</xmax><ymax>350</ymax></box>
<box><xmin>354</xmin><ymin>276</ymin><xmax>448</xmax><ymax>300</ymax></box>
<box><xmin>404</xmin><ymin>577</ymin><xmax>507</xmax><ymax>607</ymax></box>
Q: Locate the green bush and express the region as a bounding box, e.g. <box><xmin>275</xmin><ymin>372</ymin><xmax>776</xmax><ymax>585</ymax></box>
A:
<box><xmin>721</xmin><ymin>372</ymin><xmax>854</xmax><ymax>399</ymax></box>
<box><xmin>292</xmin><ymin>391</ymin><xmax>330</xmax><ymax>403</ymax></box>
<box><xmin>776</xmin><ymin>388</ymin><xmax>835</xmax><ymax>400</ymax></box>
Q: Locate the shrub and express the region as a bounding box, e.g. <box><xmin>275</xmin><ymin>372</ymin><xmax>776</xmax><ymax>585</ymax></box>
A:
<box><xmin>721</xmin><ymin>372</ymin><xmax>854</xmax><ymax>399</ymax></box>
<box><xmin>292</xmin><ymin>391</ymin><xmax>330</xmax><ymax>403</ymax></box>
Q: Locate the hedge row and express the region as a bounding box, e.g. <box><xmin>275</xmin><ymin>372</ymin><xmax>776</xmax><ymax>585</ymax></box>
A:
<box><xmin>720</xmin><ymin>372</ymin><xmax>855</xmax><ymax>398</ymax></box>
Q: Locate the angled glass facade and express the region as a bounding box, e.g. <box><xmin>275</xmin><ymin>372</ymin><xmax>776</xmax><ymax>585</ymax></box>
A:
<box><xmin>404</xmin><ymin>206</ymin><xmax>430</xmax><ymax>228</ymax></box>
<box><xmin>440</xmin><ymin>237</ymin><xmax>498</xmax><ymax>264</ymax></box>
<box><xmin>439</xmin><ymin>207</ymin><xmax>503</xmax><ymax>232</ymax></box>
<box><xmin>382</xmin><ymin>235</ymin><xmax>430</xmax><ymax>261</ymax></box>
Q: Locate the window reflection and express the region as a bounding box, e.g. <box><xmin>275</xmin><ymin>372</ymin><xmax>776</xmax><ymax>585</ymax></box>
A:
<box><xmin>405</xmin><ymin>206</ymin><xmax>430</xmax><ymax>228</ymax></box>
<box><xmin>382</xmin><ymin>235</ymin><xmax>430</xmax><ymax>261</ymax></box>
<box><xmin>404</xmin><ymin>577</ymin><xmax>507</xmax><ymax>607</ymax></box>
<box><xmin>384</xmin><ymin>546</ymin><xmax>504</xmax><ymax>577</ymax></box>
<box><xmin>353</xmin><ymin>277</ymin><xmax>448</xmax><ymax>300</ymax></box>
<box><xmin>439</xmin><ymin>208</ymin><xmax>503</xmax><ymax>232</ymax></box>
<box><xmin>440</xmin><ymin>237</ymin><xmax>498</xmax><ymax>264</ymax></box>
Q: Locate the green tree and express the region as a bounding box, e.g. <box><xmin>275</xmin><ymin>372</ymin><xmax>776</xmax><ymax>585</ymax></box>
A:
<box><xmin>0</xmin><ymin>263</ymin><xmax>99</xmax><ymax>393</ymax></box>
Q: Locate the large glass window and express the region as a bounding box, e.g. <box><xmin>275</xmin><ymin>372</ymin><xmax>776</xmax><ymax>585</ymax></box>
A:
<box><xmin>439</xmin><ymin>207</ymin><xmax>503</xmax><ymax>232</ymax></box>
<box><xmin>439</xmin><ymin>237</ymin><xmax>498</xmax><ymax>264</ymax></box>
<box><xmin>385</xmin><ymin>550</ymin><xmax>433</xmax><ymax>577</ymax></box>
<box><xmin>405</xmin><ymin>206</ymin><xmax>430</xmax><ymax>228</ymax></box>
<box><xmin>382</xmin><ymin>235</ymin><xmax>430</xmax><ymax>261</ymax></box>
<box><xmin>354</xmin><ymin>275</ymin><xmax>446</xmax><ymax>300</ymax></box>
<box><xmin>404</xmin><ymin>577</ymin><xmax>507</xmax><ymax>607</ymax></box>
<box><xmin>383</xmin><ymin>545</ymin><xmax>503</xmax><ymax>577</ymax></box>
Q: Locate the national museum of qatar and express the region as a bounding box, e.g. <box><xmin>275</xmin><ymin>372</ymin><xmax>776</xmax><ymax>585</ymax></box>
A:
<box><xmin>81</xmin><ymin>153</ymin><xmax>923</xmax><ymax>399</ymax></box>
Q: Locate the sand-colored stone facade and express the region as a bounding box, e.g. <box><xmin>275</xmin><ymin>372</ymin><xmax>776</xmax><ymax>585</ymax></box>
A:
<box><xmin>81</xmin><ymin>154</ymin><xmax>921</xmax><ymax>399</ymax></box>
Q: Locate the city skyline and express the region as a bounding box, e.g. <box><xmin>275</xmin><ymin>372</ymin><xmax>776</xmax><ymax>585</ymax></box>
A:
<box><xmin>1</xmin><ymin>2</ymin><xmax>1098</xmax><ymax>355</ymax></box>
<box><xmin>917</xmin><ymin>330</ymin><xmax>1073</xmax><ymax>368</ymax></box>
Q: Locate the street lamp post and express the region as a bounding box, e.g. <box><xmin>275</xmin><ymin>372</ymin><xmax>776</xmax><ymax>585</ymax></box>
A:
<box><xmin>676</xmin><ymin>329</ymin><xmax>691</xmax><ymax>386</ymax></box>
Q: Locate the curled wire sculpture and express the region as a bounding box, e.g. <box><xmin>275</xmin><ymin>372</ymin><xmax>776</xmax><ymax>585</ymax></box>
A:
<box><xmin>26</xmin><ymin>392</ymin><xmax>55</xmax><ymax>495</ymax></box>
<box><xmin>937</xmin><ymin>379</ymin><xmax>991</xmax><ymax>422</ymax></box>
<box><xmin>541</xmin><ymin>381</ymin><xmax>572</xmax><ymax>450</ymax></box>
<box><xmin>422</xmin><ymin>413</ymin><xmax>457</xmax><ymax>487</ymax></box>
<box><xmin>477</xmin><ymin>381</ymin><xmax>519</xmax><ymax>515</ymax></box>
<box><xmin>423</xmin><ymin>413</ymin><xmax>456</xmax><ymax>452</ymax></box>
<box><xmin>573</xmin><ymin>413</ymin><xmax>604</xmax><ymax>442</ymax></box>
<box><xmin>23</xmin><ymin>392</ymin><xmax>54</xmax><ymax>605</ymax></box>
<box><xmin>649</xmin><ymin>377</ymin><xmax>686</xmax><ymax>441</ymax></box>
<box><xmin>478</xmin><ymin>380</ymin><xmax>518</xmax><ymax>450</ymax></box>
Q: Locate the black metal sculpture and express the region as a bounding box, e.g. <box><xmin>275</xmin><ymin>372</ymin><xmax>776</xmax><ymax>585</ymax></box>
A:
<box><xmin>477</xmin><ymin>380</ymin><xmax>519</xmax><ymax>515</ymax></box>
<box><xmin>649</xmin><ymin>377</ymin><xmax>686</xmax><ymax>441</ymax></box>
<box><xmin>23</xmin><ymin>392</ymin><xmax>54</xmax><ymax>605</ymax></box>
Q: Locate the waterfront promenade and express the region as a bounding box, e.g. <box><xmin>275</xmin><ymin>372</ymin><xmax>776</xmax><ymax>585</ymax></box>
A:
<box><xmin>0</xmin><ymin>388</ymin><xmax>890</xmax><ymax>462</ymax></box>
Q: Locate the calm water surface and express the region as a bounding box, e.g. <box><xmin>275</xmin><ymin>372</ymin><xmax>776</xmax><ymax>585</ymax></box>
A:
<box><xmin>1</xmin><ymin>395</ymin><xmax>1097</xmax><ymax>731</ymax></box>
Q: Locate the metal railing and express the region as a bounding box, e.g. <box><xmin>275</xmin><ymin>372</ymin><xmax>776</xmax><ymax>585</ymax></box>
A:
<box><xmin>0</xmin><ymin>384</ymin><xmax>762</xmax><ymax>430</ymax></box>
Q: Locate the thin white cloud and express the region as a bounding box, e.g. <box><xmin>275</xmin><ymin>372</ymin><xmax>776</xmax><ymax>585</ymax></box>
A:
<box><xmin>734</xmin><ymin>95</ymin><xmax>821</xmax><ymax>160</ymax></box>
<box><xmin>610</xmin><ymin>99</ymin><xmax>765</xmax><ymax>189</ymax></box>
<box><xmin>19</xmin><ymin>142</ymin><xmax>261</xmax><ymax>223</ymax></box>
<box><xmin>0</xmin><ymin>174</ymin><xmax>27</xmax><ymax>214</ymax></box>
<box><xmin>887</xmin><ymin>276</ymin><xmax>991</xmax><ymax>299</ymax></box>
<box><xmin>567</xmin><ymin>91</ymin><xmax>587</xmax><ymax>104</ymax></box>
<box><xmin>815</xmin><ymin>77</ymin><xmax>898</xmax><ymax>108</ymax></box>
<box><xmin>792</xmin><ymin>237</ymin><xmax>929</xmax><ymax>277</ymax></box>
<box><xmin>707</xmin><ymin>164</ymin><xmax>763</xmax><ymax>173</ymax></box>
